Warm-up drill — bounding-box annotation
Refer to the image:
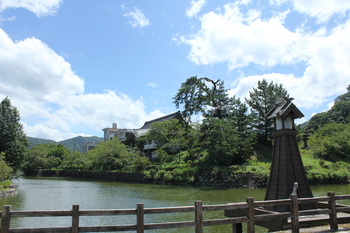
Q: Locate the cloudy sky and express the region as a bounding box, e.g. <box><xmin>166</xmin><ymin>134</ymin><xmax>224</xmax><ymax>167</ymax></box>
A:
<box><xmin>1</xmin><ymin>0</ymin><xmax>350</xmax><ymax>141</ymax></box>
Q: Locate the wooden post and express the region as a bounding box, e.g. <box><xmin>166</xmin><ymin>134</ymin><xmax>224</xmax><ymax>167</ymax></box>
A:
<box><xmin>0</xmin><ymin>205</ymin><xmax>11</xmax><ymax>233</ymax></box>
<box><xmin>71</xmin><ymin>205</ymin><xmax>79</xmax><ymax>233</ymax></box>
<box><xmin>137</xmin><ymin>203</ymin><xmax>144</xmax><ymax>233</ymax></box>
<box><xmin>290</xmin><ymin>193</ymin><xmax>299</xmax><ymax>233</ymax></box>
<box><xmin>246</xmin><ymin>197</ymin><xmax>255</xmax><ymax>233</ymax></box>
<box><xmin>195</xmin><ymin>201</ymin><xmax>203</xmax><ymax>233</ymax></box>
<box><xmin>328</xmin><ymin>192</ymin><xmax>338</xmax><ymax>231</ymax></box>
<box><xmin>232</xmin><ymin>223</ymin><xmax>242</xmax><ymax>233</ymax></box>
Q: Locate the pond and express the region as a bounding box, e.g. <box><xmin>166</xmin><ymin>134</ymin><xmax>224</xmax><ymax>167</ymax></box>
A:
<box><xmin>1</xmin><ymin>177</ymin><xmax>349</xmax><ymax>232</ymax></box>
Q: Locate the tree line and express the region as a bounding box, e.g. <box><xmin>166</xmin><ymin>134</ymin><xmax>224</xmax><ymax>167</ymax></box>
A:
<box><xmin>1</xmin><ymin>79</ymin><xmax>350</xmax><ymax>182</ymax></box>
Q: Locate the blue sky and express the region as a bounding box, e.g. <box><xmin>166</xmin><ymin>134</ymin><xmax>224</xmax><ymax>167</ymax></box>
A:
<box><xmin>1</xmin><ymin>0</ymin><xmax>350</xmax><ymax>141</ymax></box>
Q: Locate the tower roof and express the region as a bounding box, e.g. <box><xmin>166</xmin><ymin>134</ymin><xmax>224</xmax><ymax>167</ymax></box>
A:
<box><xmin>265</xmin><ymin>97</ymin><xmax>304</xmax><ymax>120</ymax></box>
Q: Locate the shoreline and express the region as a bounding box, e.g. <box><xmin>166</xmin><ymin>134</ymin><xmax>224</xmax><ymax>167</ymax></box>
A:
<box><xmin>26</xmin><ymin>169</ymin><xmax>349</xmax><ymax>188</ymax></box>
<box><xmin>27</xmin><ymin>169</ymin><xmax>266</xmax><ymax>188</ymax></box>
<box><xmin>0</xmin><ymin>185</ymin><xmax>17</xmax><ymax>197</ymax></box>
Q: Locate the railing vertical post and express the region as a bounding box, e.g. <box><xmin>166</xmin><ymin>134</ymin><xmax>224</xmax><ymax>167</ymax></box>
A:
<box><xmin>328</xmin><ymin>192</ymin><xmax>338</xmax><ymax>231</ymax></box>
<box><xmin>71</xmin><ymin>205</ymin><xmax>79</xmax><ymax>233</ymax></box>
<box><xmin>137</xmin><ymin>203</ymin><xmax>144</xmax><ymax>233</ymax></box>
<box><xmin>246</xmin><ymin>197</ymin><xmax>255</xmax><ymax>233</ymax></box>
<box><xmin>0</xmin><ymin>205</ymin><xmax>11</xmax><ymax>233</ymax></box>
<box><xmin>195</xmin><ymin>201</ymin><xmax>203</xmax><ymax>233</ymax></box>
<box><xmin>232</xmin><ymin>223</ymin><xmax>242</xmax><ymax>233</ymax></box>
<box><xmin>290</xmin><ymin>194</ymin><xmax>299</xmax><ymax>233</ymax></box>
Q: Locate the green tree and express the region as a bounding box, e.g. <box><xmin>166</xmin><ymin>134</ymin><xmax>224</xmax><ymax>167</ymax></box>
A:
<box><xmin>145</xmin><ymin>119</ymin><xmax>201</xmax><ymax>163</ymax></box>
<box><xmin>48</xmin><ymin>144</ymin><xmax>69</xmax><ymax>159</ymax></box>
<box><xmin>23</xmin><ymin>143</ymin><xmax>59</xmax><ymax>173</ymax></box>
<box><xmin>200</xmin><ymin>113</ymin><xmax>255</xmax><ymax>166</ymax></box>
<box><xmin>86</xmin><ymin>139</ymin><xmax>138</xmax><ymax>171</ymax></box>
<box><xmin>227</xmin><ymin>97</ymin><xmax>255</xmax><ymax>139</ymax></box>
<box><xmin>0</xmin><ymin>97</ymin><xmax>29</xmax><ymax>172</ymax></box>
<box><xmin>305</xmin><ymin>112</ymin><xmax>328</xmax><ymax>132</ymax></box>
<box><xmin>173</xmin><ymin>76</ymin><xmax>230</xmax><ymax>121</ymax></box>
<box><xmin>310</xmin><ymin>123</ymin><xmax>350</xmax><ymax>162</ymax></box>
<box><xmin>60</xmin><ymin>151</ymin><xmax>89</xmax><ymax>170</ymax></box>
<box><xmin>145</xmin><ymin>119</ymin><xmax>189</xmax><ymax>155</ymax></box>
<box><xmin>335</xmin><ymin>85</ymin><xmax>350</xmax><ymax>103</ymax></box>
<box><xmin>0</xmin><ymin>153</ymin><xmax>13</xmax><ymax>181</ymax></box>
<box><xmin>201</xmin><ymin>117</ymin><xmax>241</xmax><ymax>165</ymax></box>
<box><xmin>173</xmin><ymin>76</ymin><xmax>255</xmax><ymax>165</ymax></box>
<box><xmin>245</xmin><ymin>79</ymin><xmax>289</xmax><ymax>145</ymax></box>
<box><xmin>306</xmin><ymin>85</ymin><xmax>350</xmax><ymax>131</ymax></box>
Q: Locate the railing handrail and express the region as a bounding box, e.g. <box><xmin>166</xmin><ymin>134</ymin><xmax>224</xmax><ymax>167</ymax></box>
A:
<box><xmin>1</xmin><ymin>193</ymin><xmax>349</xmax><ymax>233</ymax></box>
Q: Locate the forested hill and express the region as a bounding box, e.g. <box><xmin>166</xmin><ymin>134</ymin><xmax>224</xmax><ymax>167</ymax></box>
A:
<box><xmin>27</xmin><ymin>136</ymin><xmax>104</xmax><ymax>153</ymax></box>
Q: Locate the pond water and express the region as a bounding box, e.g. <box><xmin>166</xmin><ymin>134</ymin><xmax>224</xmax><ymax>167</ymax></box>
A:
<box><xmin>1</xmin><ymin>177</ymin><xmax>349</xmax><ymax>232</ymax></box>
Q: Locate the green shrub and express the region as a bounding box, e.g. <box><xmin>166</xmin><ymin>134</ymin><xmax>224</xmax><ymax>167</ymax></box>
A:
<box><xmin>0</xmin><ymin>154</ymin><xmax>13</xmax><ymax>181</ymax></box>
<box><xmin>143</xmin><ymin>169</ymin><xmax>157</xmax><ymax>179</ymax></box>
<box><xmin>230</xmin><ymin>165</ymin><xmax>240</xmax><ymax>171</ymax></box>
<box><xmin>0</xmin><ymin>179</ymin><xmax>12</xmax><ymax>187</ymax></box>
<box><xmin>186</xmin><ymin>175</ymin><xmax>195</xmax><ymax>184</ymax></box>
<box><xmin>132</xmin><ymin>156</ymin><xmax>151</xmax><ymax>171</ymax></box>
<box><xmin>334</xmin><ymin>161</ymin><xmax>350</xmax><ymax>169</ymax></box>
<box><xmin>163</xmin><ymin>173</ymin><xmax>173</xmax><ymax>182</ymax></box>
<box><xmin>310</xmin><ymin>123</ymin><xmax>350</xmax><ymax>162</ymax></box>
<box><xmin>307</xmin><ymin>167</ymin><xmax>350</xmax><ymax>184</ymax></box>
<box><xmin>319</xmin><ymin>159</ymin><xmax>325</xmax><ymax>166</ymax></box>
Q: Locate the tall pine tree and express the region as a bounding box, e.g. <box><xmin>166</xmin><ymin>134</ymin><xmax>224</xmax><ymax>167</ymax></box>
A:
<box><xmin>246</xmin><ymin>79</ymin><xmax>289</xmax><ymax>145</ymax></box>
<box><xmin>174</xmin><ymin>77</ymin><xmax>255</xmax><ymax>165</ymax></box>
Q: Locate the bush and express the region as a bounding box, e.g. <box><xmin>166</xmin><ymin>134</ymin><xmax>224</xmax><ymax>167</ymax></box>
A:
<box><xmin>307</xmin><ymin>167</ymin><xmax>350</xmax><ymax>184</ymax></box>
<box><xmin>132</xmin><ymin>156</ymin><xmax>151</xmax><ymax>171</ymax></box>
<box><xmin>163</xmin><ymin>173</ymin><xmax>173</xmax><ymax>182</ymax></box>
<box><xmin>310</xmin><ymin>123</ymin><xmax>350</xmax><ymax>162</ymax></box>
<box><xmin>0</xmin><ymin>179</ymin><xmax>12</xmax><ymax>187</ymax></box>
<box><xmin>0</xmin><ymin>153</ymin><xmax>13</xmax><ymax>181</ymax></box>
<box><xmin>143</xmin><ymin>169</ymin><xmax>156</xmax><ymax>179</ymax></box>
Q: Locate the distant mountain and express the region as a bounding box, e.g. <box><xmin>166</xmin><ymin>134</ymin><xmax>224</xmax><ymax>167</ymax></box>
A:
<box><xmin>27</xmin><ymin>137</ymin><xmax>57</xmax><ymax>148</ymax></box>
<box><xmin>27</xmin><ymin>136</ymin><xmax>104</xmax><ymax>153</ymax></box>
<box><xmin>59</xmin><ymin>136</ymin><xmax>104</xmax><ymax>152</ymax></box>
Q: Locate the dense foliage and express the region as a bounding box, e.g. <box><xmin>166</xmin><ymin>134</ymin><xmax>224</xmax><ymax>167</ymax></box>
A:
<box><xmin>306</xmin><ymin>85</ymin><xmax>350</xmax><ymax>131</ymax></box>
<box><xmin>309</xmin><ymin>123</ymin><xmax>350</xmax><ymax>162</ymax></box>
<box><xmin>245</xmin><ymin>79</ymin><xmax>289</xmax><ymax>145</ymax></box>
<box><xmin>24</xmin><ymin>139</ymin><xmax>149</xmax><ymax>174</ymax></box>
<box><xmin>85</xmin><ymin>139</ymin><xmax>143</xmax><ymax>171</ymax></box>
<box><xmin>173</xmin><ymin>77</ymin><xmax>257</xmax><ymax>166</ymax></box>
<box><xmin>24</xmin><ymin>144</ymin><xmax>70</xmax><ymax>173</ymax></box>
<box><xmin>0</xmin><ymin>97</ymin><xmax>29</xmax><ymax>172</ymax></box>
<box><xmin>0</xmin><ymin>153</ymin><xmax>13</xmax><ymax>181</ymax></box>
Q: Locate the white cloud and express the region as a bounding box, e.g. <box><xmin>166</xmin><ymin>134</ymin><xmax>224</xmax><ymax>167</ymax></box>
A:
<box><xmin>177</xmin><ymin>3</ymin><xmax>299</xmax><ymax>70</ymax></box>
<box><xmin>291</xmin><ymin>0</ymin><xmax>350</xmax><ymax>23</ymax></box>
<box><xmin>0</xmin><ymin>29</ymin><xmax>84</xmax><ymax>103</ymax></box>
<box><xmin>269</xmin><ymin>0</ymin><xmax>350</xmax><ymax>23</ymax></box>
<box><xmin>0</xmin><ymin>29</ymin><xmax>164</xmax><ymax>141</ymax></box>
<box><xmin>177</xmin><ymin>3</ymin><xmax>350</xmax><ymax>111</ymax></box>
<box><xmin>148</xmin><ymin>82</ymin><xmax>159</xmax><ymax>88</ymax></box>
<box><xmin>0</xmin><ymin>16</ymin><xmax>16</xmax><ymax>23</ymax></box>
<box><xmin>123</xmin><ymin>7</ymin><xmax>151</xmax><ymax>28</ymax></box>
<box><xmin>0</xmin><ymin>0</ymin><xmax>62</xmax><ymax>17</ymax></box>
<box><xmin>229</xmin><ymin>18</ymin><xmax>350</xmax><ymax>108</ymax></box>
<box><xmin>186</xmin><ymin>0</ymin><xmax>206</xmax><ymax>18</ymax></box>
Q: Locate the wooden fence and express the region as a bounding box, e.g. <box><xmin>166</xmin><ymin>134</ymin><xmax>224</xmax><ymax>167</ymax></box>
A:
<box><xmin>1</xmin><ymin>192</ymin><xmax>350</xmax><ymax>233</ymax></box>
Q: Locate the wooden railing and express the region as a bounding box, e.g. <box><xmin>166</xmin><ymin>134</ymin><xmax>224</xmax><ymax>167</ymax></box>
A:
<box><xmin>1</xmin><ymin>192</ymin><xmax>350</xmax><ymax>233</ymax></box>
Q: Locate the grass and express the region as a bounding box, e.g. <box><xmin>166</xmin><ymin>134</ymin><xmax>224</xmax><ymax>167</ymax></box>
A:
<box><xmin>0</xmin><ymin>179</ymin><xmax>12</xmax><ymax>191</ymax></box>
<box><xmin>140</xmin><ymin>147</ymin><xmax>350</xmax><ymax>186</ymax></box>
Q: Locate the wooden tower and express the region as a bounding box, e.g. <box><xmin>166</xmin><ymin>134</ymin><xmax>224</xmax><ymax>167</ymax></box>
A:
<box><xmin>265</xmin><ymin>97</ymin><xmax>313</xmax><ymax>211</ymax></box>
